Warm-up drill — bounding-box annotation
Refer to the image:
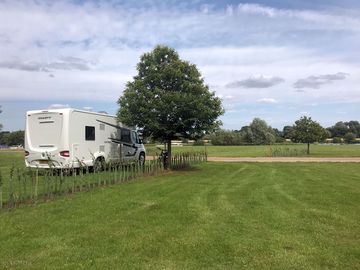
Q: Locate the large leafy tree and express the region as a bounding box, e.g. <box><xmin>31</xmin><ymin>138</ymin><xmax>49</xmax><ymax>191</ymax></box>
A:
<box><xmin>118</xmin><ymin>45</ymin><xmax>224</xmax><ymax>161</ymax></box>
<box><xmin>346</xmin><ymin>121</ymin><xmax>360</xmax><ymax>137</ymax></box>
<box><xmin>327</xmin><ymin>121</ymin><xmax>360</xmax><ymax>138</ymax></box>
<box><xmin>327</xmin><ymin>121</ymin><xmax>348</xmax><ymax>137</ymax></box>
<box><xmin>291</xmin><ymin>116</ymin><xmax>328</xmax><ymax>154</ymax></box>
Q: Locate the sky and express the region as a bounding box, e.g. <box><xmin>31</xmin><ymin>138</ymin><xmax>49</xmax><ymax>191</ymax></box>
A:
<box><xmin>0</xmin><ymin>0</ymin><xmax>359</xmax><ymax>131</ymax></box>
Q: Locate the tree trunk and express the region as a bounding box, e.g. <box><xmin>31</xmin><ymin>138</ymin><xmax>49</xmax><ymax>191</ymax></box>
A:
<box><xmin>307</xmin><ymin>142</ymin><xmax>310</xmax><ymax>155</ymax></box>
<box><xmin>167</xmin><ymin>139</ymin><xmax>172</xmax><ymax>169</ymax></box>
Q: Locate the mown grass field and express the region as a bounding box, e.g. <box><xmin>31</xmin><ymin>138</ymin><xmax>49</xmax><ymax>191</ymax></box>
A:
<box><xmin>146</xmin><ymin>143</ymin><xmax>360</xmax><ymax>157</ymax></box>
<box><xmin>0</xmin><ymin>151</ymin><xmax>27</xmax><ymax>202</ymax></box>
<box><xmin>1</xmin><ymin>161</ymin><xmax>359</xmax><ymax>269</ymax></box>
<box><xmin>1</xmin><ymin>145</ymin><xmax>359</xmax><ymax>203</ymax></box>
<box><xmin>0</xmin><ymin>150</ymin><xmax>24</xmax><ymax>171</ymax></box>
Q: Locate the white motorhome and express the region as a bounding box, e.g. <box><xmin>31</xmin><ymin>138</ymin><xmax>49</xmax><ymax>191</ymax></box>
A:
<box><xmin>25</xmin><ymin>108</ymin><xmax>146</xmax><ymax>169</ymax></box>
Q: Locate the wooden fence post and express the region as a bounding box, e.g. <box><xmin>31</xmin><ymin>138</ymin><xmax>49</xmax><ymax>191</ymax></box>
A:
<box><xmin>8</xmin><ymin>165</ymin><xmax>15</xmax><ymax>208</ymax></box>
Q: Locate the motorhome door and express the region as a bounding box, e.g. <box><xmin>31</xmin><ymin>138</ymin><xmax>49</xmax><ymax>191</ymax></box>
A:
<box><xmin>120</xmin><ymin>129</ymin><xmax>137</xmax><ymax>161</ymax></box>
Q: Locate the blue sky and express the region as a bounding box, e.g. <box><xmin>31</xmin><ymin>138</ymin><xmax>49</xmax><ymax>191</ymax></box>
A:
<box><xmin>0</xmin><ymin>0</ymin><xmax>359</xmax><ymax>131</ymax></box>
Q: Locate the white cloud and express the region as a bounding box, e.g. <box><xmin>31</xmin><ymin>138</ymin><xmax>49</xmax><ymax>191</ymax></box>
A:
<box><xmin>336</xmin><ymin>110</ymin><xmax>347</xmax><ymax>115</ymax></box>
<box><xmin>223</xmin><ymin>102</ymin><xmax>239</xmax><ymax>113</ymax></box>
<box><xmin>226</xmin><ymin>5</ymin><xmax>234</xmax><ymax>16</ymax></box>
<box><xmin>0</xmin><ymin>1</ymin><xmax>359</xmax><ymax>56</ymax></box>
<box><xmin>294</xmin><ymin>72</ymin><xmax>349</xmax><ymax>89</ymax></box>
<box><xmin>184</xmin><ymin>46</ymin><xmax>360</xmax><ymax>105</ymax></box>
<box><xmin>0</xmin><ymin>56</ymin><xmax>95</xmax><ymax>72</ymax></box>
<box><xmin>237</xmin><ymin>3</ymin><xmax>360</xmax><ymax>30</ymax></box>
<box><xmin>0</xmin><ymin>0</ymin><xmax>359</xmax><ymax>131</ymax></box>
<box><xmin>0</xmin><ymin>68</ymin><xmax>129</xmax><ymax>102</ymax></box>
<box><xmin>299</xmin><ymin>111</ymin><xmax>310</xmax><ymax>115</ymax></box>
<box><xmin>238</xmin><ymin>3</ymin><xmax>278</xmax><ymax>18</ymax></box>
<box><xmin>257</xmin><ymin>98</ymin><xmax>278</xmax><ymax>104</ymax></box>
<box><xmin>225</xmin><ymin>75</ymin><xmax>284</xmax><ymax>88</ymax></box>
<box><xmin>48</xmin><ymin>104</ymin><xmax>69</xmax><ymax>109</ymax></box>
<box><xmin>0</xmin><ymin>44</ymin><xmax>358</xmax><ymax>105</ymax></box>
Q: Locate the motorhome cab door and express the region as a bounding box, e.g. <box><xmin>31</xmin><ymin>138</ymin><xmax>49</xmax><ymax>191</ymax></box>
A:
<box><xmin>121</xmin><ymin>129</ymin><xmax>140</xmax><ymax>162</ymax></box>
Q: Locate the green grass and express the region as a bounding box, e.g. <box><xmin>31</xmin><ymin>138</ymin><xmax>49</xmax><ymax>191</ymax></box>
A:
<box><xmin>0</xmin><ymin>150</ymin><xmax>24</xmax><ymax>170</ymax></box>
<box><xmin>0</xmin><ymin>150</ymin><xmax>25</xmax><ymax>200</ymax></box>
<box><xmin>146</xmin><ymin>144</ymin><xmax>360</xmax><ymax>157</ymax></box>
<box><xmin>0</xmin><ymin>150</ymin><xmax>167</xmax><ymax>204</ymax></box>
<box><xmin>1</xmin><ymin>162</ymin><xmax>359</xmax><ymax>269</ymax></box>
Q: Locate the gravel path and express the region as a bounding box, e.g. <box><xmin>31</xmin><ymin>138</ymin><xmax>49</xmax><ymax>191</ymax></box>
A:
<box><xmin>146</xmin><ymin>156</ymin><xmax>360</xmax><ymax>162</ymax></box>
<box><xmin>207</xmin><ymin>157</ymin><xmax>360</xmax><ymax>163</ymax></box>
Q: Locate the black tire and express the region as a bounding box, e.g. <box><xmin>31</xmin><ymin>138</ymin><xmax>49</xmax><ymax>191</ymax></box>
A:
<box><xmin>139</xmin><ymin>152</ymin><xmax>146</xmax><ymax>165</ymax></box>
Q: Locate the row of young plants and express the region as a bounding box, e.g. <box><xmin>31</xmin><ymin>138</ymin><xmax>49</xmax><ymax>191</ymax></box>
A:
<box><xmin>267</xmin><ymin>146</ymin><xmax>308</xmax><ymax>157</ymax></box>
<box><xmin>0</xmin><ymin>152</ymin><xmax>207</xmax><ymax>210</ymax></box>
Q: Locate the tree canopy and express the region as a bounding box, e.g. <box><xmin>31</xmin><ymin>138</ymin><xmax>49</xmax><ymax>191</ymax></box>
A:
<box><xmin>291</xmin><ymin>116</ymin><xmax>328</xmax><ymax>154</ymax></box>
<box><xmin>327</xmin><ymin>121</ymin><xmax>360</xmax><ymax>138</ymax></box>
<box><xmin>206</xmin><ymin>117</ymin><xmax>359</xmax><ymax>146</ymax></box>
<box><xmin>0</xmin><ymin>130</ymin><xmax>24</xmax><ymax>146</ymax></box>
<box><xmin>118</xmin><ymin>45</ymin><xmax>224</xmax><ymax>159</ymax></box>
<box><xmin>210</xmin><ymin>118</ymin><xmax>279</xmax><ymax>145</ymax></box>
<box><xmin>282</xmin><ymin>125</ymin><xmax>294</xmax><ymax>139</ymax></box>
<box><xmin>243</xmin><ymin>118</ymin><xmax>276</xmax><ymax>145</ymax></box>
<box><xmin>344</xmin><ymin>132</ymin><xmax>356</xmax><ymax>144</ymax></box>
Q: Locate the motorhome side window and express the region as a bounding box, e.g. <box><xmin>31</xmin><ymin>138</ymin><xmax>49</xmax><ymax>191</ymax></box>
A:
<box><xmin>131</xmin><ymin>131</ymin><xmax>139</xmax><ymax>144</ymax></box>
<box><xmin>85</xmin><ymin>126</ymin><xmax>95</xmax><ymax>141</ymax></box>
<box><xmin>121</xmin><ymin>129</ymin><xmax>131</xmax><ymax>143</ymax></box>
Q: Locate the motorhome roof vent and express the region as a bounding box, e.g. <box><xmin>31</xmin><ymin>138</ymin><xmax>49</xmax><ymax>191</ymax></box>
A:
<box><xmin>98</xmin><ymin>111</ymin><xmax>108</xmax><ymax>114</ymax></box>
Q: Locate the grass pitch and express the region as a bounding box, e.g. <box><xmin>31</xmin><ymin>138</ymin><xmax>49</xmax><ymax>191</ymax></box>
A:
<box><xmin>1</xmin><ymin>162</ymin><xmax>359</xmax><ymax>269</ymax></box>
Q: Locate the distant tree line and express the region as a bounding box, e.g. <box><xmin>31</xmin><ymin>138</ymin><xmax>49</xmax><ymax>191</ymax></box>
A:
<box><xmin>0</xmin><ymin>131</ymin><xmax>25</xmax><ymax>147</ymax></box>
<box><xmin>210</xmin><ymin>117</ymin><xmax>359</xmax><ymax>147</ymax></box>
<box><xmin>0</xmin><ymin>105</ymin><xmax>23</xmax><ymax>147</ymax></box>
<box><xmin>210</xmin><ymin>118</ymin><xmax>282</xmax><ymax>145</ymax></box>
<box><xmin>0</xmin><ymin>116</ymin><xmax>358</xmax><ymax>150</ymax></box>
<box><xmin>326</xmin><ymin>121</ymin><xmax>360</xmax><ymax>144</ymax></box>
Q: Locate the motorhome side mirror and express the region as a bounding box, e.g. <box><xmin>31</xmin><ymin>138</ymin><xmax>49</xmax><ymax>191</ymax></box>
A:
<box><xmin>139</xmin><ymin>139</ymin><xmax>143</xmax><ymax>144</ymax></box>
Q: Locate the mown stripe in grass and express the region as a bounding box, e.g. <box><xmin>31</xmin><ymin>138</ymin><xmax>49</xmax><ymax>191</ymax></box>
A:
<box><xmin>0</xmin><ymin>162</ymin><xmax>359</xmax><ymax>269</ymax></box>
